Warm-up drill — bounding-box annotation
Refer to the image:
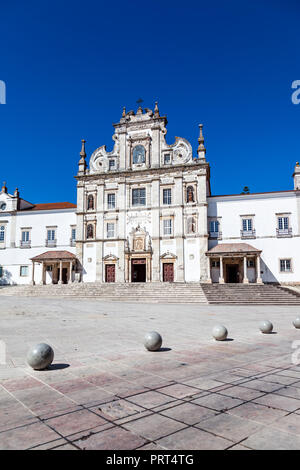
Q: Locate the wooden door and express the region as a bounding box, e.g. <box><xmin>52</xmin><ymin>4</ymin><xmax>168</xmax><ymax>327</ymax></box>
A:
<box><xmin>163</xmin><ymin>263</ymin><xmax>174</xmax><ymax>282</ymax></box>
<box><xmin>105</xmin><ymin>264</ymin><xmax>115</xmax><ymax>282</ymax></box>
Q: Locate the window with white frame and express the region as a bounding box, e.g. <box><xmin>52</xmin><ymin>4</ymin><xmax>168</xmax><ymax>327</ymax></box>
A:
<box><xmin>20</xmin><ymin>266</ymin><xmax>29</xmax><ymax>277</ymax></box>
<box><xmin>280</xmin><ymin>259</ymin><xmax>292</xmax><ymax>272</ymax></box>
<box><xmin>107</xmin><ymin>223</ymin><xmax>115</xmax><ymax>238</ymax></box>
<box><xmin>247</xmin><ymin>259</ymin><xmax>255</xmax><ymax>267</ymax></box>
<box><xmin>210</xmin><ymin>220</ymin><xmax>219</xmax><ymax>234</ymax></box>
<box><xmin>71</xmin><ymin>227</ymin><xmax>76</xmax><ymax>245</ymax></box>
<box><xmin>212</xmin><ymin>260</ymin><xmax>220</xmax><ymax>268</ymax></box>
<box><xmin>164</xmin><ymin>153</ymin><xmax>171</xmax><ymax>165</ymax></box>
<box><xmin>21</xmin><ymin>230</ymin><xmax>30</xmax><ymax>242</ymax></box>
<box><xmin>132</xmin><ymin>188</ymin><xmax>146</xmax><ymax>206</ymax></box>
<box><xmin>242</xmin><ymin>218</ymin><xmax>253</xmax><ymax>232</ymax></box>
<box><xmin>0</xmin><ymin>225</ymin><xmax>5</xmax><ymax>242</ymax></box>
<box><xmin>163</xmin><ymin>188</ymin><xmax>172</xmax><ymax>205</ymax></box>
<box><xmin>163</xmin><ymin>219</ymin><xmax>172</xmax><ymax>236</ymax></box>
<box><xmin>107</xmin><ymin>193</ymin><xmax>116</xmax><ymax>209</ymax></box>
<box><xmin>47</xmin><ymin>229</ymin><xmax>56</xmax><ymax>241</ymax></box>
<box><xmin>278</xmin><ymin>216</ymin><xmax>289</xmax><ymax>230</ymax></box>
<box><xmin>109</xmin><ymin>159</ymin><xmax>115</xmax><ymax>170</ymax></box>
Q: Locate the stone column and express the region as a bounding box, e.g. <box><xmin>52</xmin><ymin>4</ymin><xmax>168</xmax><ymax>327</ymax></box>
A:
<box><xmin>219</xmin><ymin>256</ymin><xmax>224</xmax><ymax>283</ymax></box>
<box><xmin>31</xmin><ymin>261</ymin><xmax>35</xmax><ymax>285</ymax></box>
<box><xmin>256</xmin><ymin>254</ymin><xmax>263</xmax><ymax>284</ymax></box>
<box><xmin>243</xmin><ymin>256</ymin><xmax>249</xmax><ymax>284</ymax></box>
<box><xmin>206</xmin><ymin>257</ymin><xmax>212</xmax><ymax>283</ymax></box>
<box><xmin>69</xmin><ymin>261</ymin><xmax>73</xmax><ymax>283</ymax></box>
<box><xmin>58</xmin><ymin>260</ymin><xmax>63</xmax><ymax>285</ymax></box>
<box><xmin>41</xmin><ymin>262</ymin><xmax>46</xmax><ymax>285</ymax></box>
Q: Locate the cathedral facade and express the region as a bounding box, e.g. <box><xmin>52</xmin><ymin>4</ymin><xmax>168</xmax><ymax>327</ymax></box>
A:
<box><xmin>0</xmin><ymin>103</ymin><xmax>300</xmax><ymax>286</ymax></box>
<box><xmin>76</xmin><ymin>103</ymin><xmax>210</xmax><ymax>283</ymax></box>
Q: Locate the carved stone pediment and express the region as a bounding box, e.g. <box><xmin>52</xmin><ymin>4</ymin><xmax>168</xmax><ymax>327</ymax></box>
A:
<box><xmin>103</xmin><ymin>254</ymin><xmax>119</xmax><ymax>261</ymax></box>
<box><xmin>160</xmin><ymin>251</ymin><xmax>177</xmax><ymax>259</ymax></box>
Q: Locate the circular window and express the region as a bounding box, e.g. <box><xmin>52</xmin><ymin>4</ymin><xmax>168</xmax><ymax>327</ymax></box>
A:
<box><xmin>0</xmin><ymin>203</ymin><xmax>6</xmax><ymax>211</ymax></box>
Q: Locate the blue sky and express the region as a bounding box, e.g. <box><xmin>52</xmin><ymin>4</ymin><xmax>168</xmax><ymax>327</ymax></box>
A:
<box><xmin>0</xmin><ymin>0</ymin><xmax>299</xmax><ymax>203</ymax></box>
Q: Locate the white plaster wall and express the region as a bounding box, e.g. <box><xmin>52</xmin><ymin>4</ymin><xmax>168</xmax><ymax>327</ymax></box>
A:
<box><xmin>184</xmin><ymin>238</ymin><xmax>200</xmax><ymax>282</ymax></box>
<box><xmin>208</xmin><ymin>192</ymin><xmax>300</xmax><ymax>283</ymax></box>
<box><xmin>0</xmin><ymin>209</ymin><xmax>76</xmax><ymax>285</ymax></box>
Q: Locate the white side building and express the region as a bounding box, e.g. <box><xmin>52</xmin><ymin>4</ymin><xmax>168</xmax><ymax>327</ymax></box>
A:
<box><xmin>0</xmin><ymin>184</ymin><xmax>77</xmax><ymax>285</ymax></box>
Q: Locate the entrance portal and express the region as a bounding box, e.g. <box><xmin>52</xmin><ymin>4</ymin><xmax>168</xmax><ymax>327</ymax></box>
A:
<box><xmin>226</xmin><ymin>264</ymin><xmax>239</xmax><ymax>283</ymax></box>
<box><xmin>163</xmin><ymin>263</ymin><xmax>174</xmax><ymax>282</ymax></box>
<box><xmin>131</xmin><ymin>259</ymin><xmax>146</xmax><ymax>282</ymax></box>
<box><xmin>105</xmin><ymin>264</ymin><xmax>115</xmax><ymax>282</ymax></box>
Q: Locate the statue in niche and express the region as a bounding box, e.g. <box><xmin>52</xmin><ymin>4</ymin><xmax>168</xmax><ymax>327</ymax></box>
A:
<box><xmin>87</xmin><ymin>224</ymin><xmax>94</xmax><ymax>239</ymax></box>
<box><xmin>187</xmin><ymin>186</ymin><xmax>195</xmax><ymax>203</ymax></box>
<box><xmin>87</xmin><ymin>195</ymin><xmax>94</xmax><ymax>210</ymax></box>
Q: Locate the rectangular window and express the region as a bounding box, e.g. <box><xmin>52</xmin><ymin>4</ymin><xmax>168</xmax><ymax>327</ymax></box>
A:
<box><xmin>107</xmin><ymin>223</ymin><xmax>115</xmax><ymax>238</ymax></box>
<box><xmin>0</xmin><ymin>225</ymin><xmax>5</xmax><ymax>242</ymax></box>
<box><xmin>20</xmin><ymin>266</ymin><xmax>29</xmax><ymax>277</ymax></box>
<box><xmin>278</xmin><ymin>217</ymin><xmax>289</xmax><ymax>230</ymax></box>
<box><xmin>247</xmin><ymin>259</ymin><xmax>255</xmax><ymax>267</ymax></box>
<box><xmin>280</xmin><ymin>259</ymin><xmax>292</xmax><ymax>272</ymax></box>
<box><xmin>47</xmin><ymin>229</ymin><xmax>56</xmax><ymax>241</ymax></box>
<box><xmin>21</xmin><ymin>231</ymin><xmax>30</xmax><ymax>242</ymax></box>
<box><xmin>71</xmin><ymin>228</ymin><xmax>76</xmax><ymax>240</ymax></box>
<box><xmin>163</xmin><ymin>188</ymin><xmax>172</xmax><ymax>205</ymax></box>
<box><xmin>164</xmin><ymin>153</ymin><xmax>171</xmax><ymax>164</ymax></box>
<box><xmin>107</xmin><ymin>193</ymin><xmax>116</xmax><ymax>209</ymax></box>
<box><xmin>212</xmin><ymin>260</ymin><xmax>220</xmax><ymax>268</ymax></box>
<box><xmin>132</xmin><ymin>188</ymin><xmax>146</xmax><ymax>206</ymax></box>
<box><xmin>0</xmin><ymin>266</ymin><xmax>3</xmax><ymax>277</ymax></box>
<box><xmin>163</xmin><ymin>219</ymin><xmax>172</xmax><ymax>235</ymax></box>
<box><xmin>109</xmin><ymin>159</ymin><xmax>115</xmax><ymax>170</ymax></box>
<box><xmin>210</xmin><ymin>220</ymin><xmax>219</xmax><ymax>233</ymax></box>
<box><xmin>242</xmin><ymin>219</ymin><xmax>252</xmax><ymax>232</ymax></box>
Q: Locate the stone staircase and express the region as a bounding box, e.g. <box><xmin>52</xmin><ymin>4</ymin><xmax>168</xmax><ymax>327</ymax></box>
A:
<box><xmin>1</xmin><ymin>282</ymin><xmax>300</xmax><ymax>305</ymax></box>
<box><xmin>201</xmin><ymin>283</ymin><xmax>300</xmax><ymax>305</ymax></box>
<box><xmin>0</xmin><ymin>282</ymin><xmax>208</xmax><ymax>304</ymax></box>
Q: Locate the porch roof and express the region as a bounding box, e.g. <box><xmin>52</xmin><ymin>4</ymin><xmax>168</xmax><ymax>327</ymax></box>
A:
<box><xmin>31</xmin><ymin>251</ymin><xmax>77</xmax><ymax>262</ymax></box>
<box><xmin>206</xmin><ymin>243</ymin><xmax>262</xmax><ymax>257</ymax></box>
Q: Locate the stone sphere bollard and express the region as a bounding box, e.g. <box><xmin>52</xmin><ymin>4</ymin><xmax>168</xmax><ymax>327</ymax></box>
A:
<box><xmin>27</xmin><ymin>343</ymin><xmax>54</xmax><ymax>370</ymax></box>
<box><xmin>259</xmin><ymin>320</ymin><xmax>273</xmax><ymax>334</ymax></box>
<box><xmin>212</xmin><ymin>325</ymin><xmax>228</xmax><ymax>341</ymax></box>
<box><xmin>293</xmin><ymin>318</ymin><xmax>300</xmax><ymax>329</ymax></box>
<box><xmin>144</xmin><ymin>331</ymin><xmax>162</xmax><ymax>351</ymax></box>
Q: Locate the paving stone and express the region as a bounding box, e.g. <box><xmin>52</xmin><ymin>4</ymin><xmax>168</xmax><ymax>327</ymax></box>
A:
<box><xmin>125</xmin><ymin>390</ymin><xmax>177</xmax><ymax>409</ymax></box>
<box><xmin>156</xmin><ymin>427</ymin><xmax>232</xmax><ymax>450</ymax></box>
<box><xmin>45</xmin><ymin>409</ymin><xmax>108</xmax><ymax>436</ymax></box>
<box><xmin>242</xmin><ymin>427</ymin><xmax>300</xmax><ymax>450</ymax></box>
<box><xmin>218</xmin><ymin>385</ymin><xmax>265</xmax><ymax>401</ymax></box>
<box><xmin>123</xmin><ymin>413</ymin><xmax>187</xmax><ymax>440</ymax></box>
<box><xmin>253</xmin><ymin>393</ymin><xmax>300</xmax><ymax>412</ymax></box>
<box><xmin>195</xmin><ymin>412</ymin><xmax>264</xmax><ymax>441</ymax></box>
<box><xmin>156</xmin><ymin>383</ymin><xmax>201</xmax><ymax>399</ymax></box>
<box><xmin>0</xmin><ymin>422</ymin><xmax>61</xmax><ymax>450</ymax></box>
<box><xmin>191</xmin><ymin>393</ymin><xmax>243</xmax><ymax>412</ymax></box>
<box><xmin>160</xmin><ymin>402</ymin><xmax>218</xmax><ymax>425</ymax></box>
<box><xmin>228</xmin><ymin>402</ymin><xmax>288</xmax><ymax>424</ymax></box>
<box><xmin>75</xmin><ymin>426</ymin><xmax>147</xmax><ymax>450</ymax></box>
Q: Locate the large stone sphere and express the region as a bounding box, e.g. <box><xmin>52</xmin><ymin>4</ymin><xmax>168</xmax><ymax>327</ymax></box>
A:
<box><xmin>293</xmin><ymin>317</ymin><xmax>300</xmax><ymax>329</ymax></box>
<box><xmin>259</xmin><ymin>320</ymin><xmax>273</xmax><ymax>334</ymax></box>
<box><xmin>144</xmin><ymin>331</ymin><xmax>162</xmax><ymax>351</ymax></box>
<box><xmin>27</xmin><ymin>343</ymin><xmax>54</xmax><ymax>370</ymax></box>
<box><xmin>212</xmin><ymin>325</ymin><xmax>228</xmax><ymax>341</ymax></box>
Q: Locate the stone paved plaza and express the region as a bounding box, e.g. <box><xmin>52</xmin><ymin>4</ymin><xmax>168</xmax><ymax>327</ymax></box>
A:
<box><xmin>1</xmin><ymin>297</ymin><xmax>300</xmax><ymax>450</ymax></box>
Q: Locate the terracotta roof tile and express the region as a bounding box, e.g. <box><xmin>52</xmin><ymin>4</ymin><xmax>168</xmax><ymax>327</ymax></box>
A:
<box><xmin>22</xmin><ymin>202</ymin><xmax>76</xmax><ymax>211</ymax></box>
<box><xmin>207</xmin><ymin>243</ymin><xmax>261</xmax><ymax>254</ymax></box>
<box><xmin>31</xmin><ymin>251</ymin><xmax>77</xmax><ymax>261</ymax></box>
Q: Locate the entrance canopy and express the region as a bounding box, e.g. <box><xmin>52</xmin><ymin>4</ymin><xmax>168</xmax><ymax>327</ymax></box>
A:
<box><xmin>206</xmin><ymin>243</ymin><xmax>262</xmax><ymax>257</ymax></box>
<box><xmin>31</xmin><ymin>250</ymin><xmax>77</xmax><ymax>262</ymax></box>
<box><xmin>30</xmin><ymin>251</ymin><xmax>77</xmax><ymax>285</ymax></box>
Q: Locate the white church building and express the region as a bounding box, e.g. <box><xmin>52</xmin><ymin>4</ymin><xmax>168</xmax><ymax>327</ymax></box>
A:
<box><xmin>0</xmin><ymin>104</ymin><xmax>299</xmax><ymax>286</ymax></box>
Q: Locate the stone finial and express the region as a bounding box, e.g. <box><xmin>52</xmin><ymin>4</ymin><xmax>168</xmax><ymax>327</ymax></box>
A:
<box><xmin>14</xmin><ymin>187</ymin><xmax>19</xmax><ymax>197</ymax></box>
<box><xmin>154</xmin><ymin>101</ymin><xmax>160</xmax><ymax>117</ymax></box>
<box><xmin>293</xmin><ymin>161</ymin><xmax>300</xmax><ymax>190</ymax></box>
<box><xmin>1</xmin><ymin>181</ymin><xmax>7</xmax><ymax>193</ymax></box>
<box><xmin>197</xmin><ymin>124</ymin><xmax>206</xmax><ymax>160</ymax></box>
<box><xmin>78</xmin><ymin>139</ymin><xmax>87</xmax><ymax>174</ymax></box>
<box><xmin>122</xmin><ymin>106</ymin><xmax>126</xmax><ymax>117</ymax></box>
